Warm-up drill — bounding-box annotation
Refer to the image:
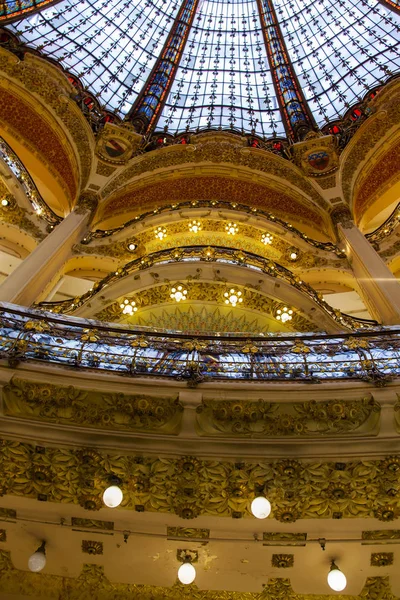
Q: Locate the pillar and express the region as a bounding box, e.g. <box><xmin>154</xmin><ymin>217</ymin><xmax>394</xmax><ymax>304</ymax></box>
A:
<box><xmin>332</xmin><ymin>207</ymin><xmax>400</xmax><ymax>325</ymax></box>
<box><xmin>0</xmin><ymin>192</ymin><xmax>98</xmax><ymax>306</ymax></box>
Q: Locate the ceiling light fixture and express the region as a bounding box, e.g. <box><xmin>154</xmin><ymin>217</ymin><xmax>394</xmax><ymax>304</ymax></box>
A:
<box><xmin>276</xmin><ymin>306</ymin><xmax>293</xmax><ymax>323</ymax></box>
<box><xmin>103</xmin><ymin>476</ymin><xmax>124</xmax><ymax>508</ymax></box>
<box><xmin>251</xmin><ymin>496</ymin><xmax>271</xmax><ymax>519</ymax></box>
<box><xmin>289</xmin><ymin>250</ymin><xmax>299</xmax><ymax>261</ymax></box>
<box><xmin>261</xmin><ymin>233</ymin><xmax>273</xmax><ymax>245</ymax></box>
<box><xmin>327</xmin><ymin>561</ymin><xmax>347</xmax><ymax>592</ymax></box>
<box><xmin>1</xmin><ymin>198</ymin><xmax>9</xmax><ymax>207</ymax></box>
<box><xmin>225</xmin><ymin>222</ymin><xmax>238</xmax><ymax>235</ymax></box>
<box><xmin>28</xmin><ymin>541</ymin><xmax>46</xmax><ymax>572</ymax></box>
<box><xmin>171</xmin><ymin>285</ymin><xmax>187</xmax><ymax>302</ymax></box>
<box><xmin>155</xmin><ymin>226</ymin><xmax>167</xmax><ymax>240</ymax></box>
<box><xmin>188</xmin><ymin>220</ymin><xmax>202</xmax><ymax>233</ymax></box>
<box><xmin>128</xmin><ymin>242</ymin><xmax>137</xmax><ymax>251</ymax></box>
<box><xmin>120</xmin><ymin>299</ymin><xmax>138</xmax><ymax>315</ymax></box>
<box><xmin>224</xmin><ymin>288</ymin><xmax>243</xmax><ymax>307</ymax></box>
<box><xmin>177</xmin><ymin>550</ymin><xmax>197</xmax><ymax>585</ymax></box>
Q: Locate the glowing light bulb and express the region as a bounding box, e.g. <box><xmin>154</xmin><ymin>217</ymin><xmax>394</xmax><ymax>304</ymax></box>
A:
<box><xmin>155</xmin><ymin>226</ymin><xmax>167</xmax><ymax>240</ymax></box>
<box><xmin>224</xmin><ymin>288</ymin><xmax>242</xmax><ymax>307</ymax></box>
<box><xmin>1</xmin><ymin>198</ymin><xmax>9</xmax><ymax>207</ymax></box>
<box><xmin>103</xmin><ymin>485</ymin><xmax>123</xmax><ymax>508</ymax></box>
<box><xmin>28</xmin><ymin>543</ymin><xmax>46</xmax><ymax>572</ymax></box>
<box><xmin>261</xmin><ymin>233</ymin><xmax>273</xmax><ymax>245</ymax></box>
<box><xmin>251</xmin><ymin>496</ymin><xmax>271</xmax><ymax>519</ymax></box>
<box><xmin>189</xmin><ymin>220</ymin><xmax>202</xmax><ymax>233</ymax></box>
<box><xmin>178</xmin><ymin>562</ymin><xmax>196</xmax><ymax>585</ymax></box>
<box><xmin>327</xmin><ymin>563</ymin><xmax>347</xmax><ymax>592</ymax></box>
<box><xmin>276</xmin><ymin>307</ymin><xmax>293</xmax><ymax>323</ymax></box>
<box><xmin>225</xmin><ymin>222</ymin><xmax>238</xmax><ymax>235</ymax></box>
<box><xmin>290</xmin><ymin>252</ymin><xmax>298</xmax><ymax>260</ymax></box>
<box><xmin>170</xmin><ymin>285</ymin><xmax>187</xmax><ymax>302</ymax></box>
<box><xmin>128</xmin><ymin>243</ymin><xmax>136</xmax><ymax>251</ymax></box>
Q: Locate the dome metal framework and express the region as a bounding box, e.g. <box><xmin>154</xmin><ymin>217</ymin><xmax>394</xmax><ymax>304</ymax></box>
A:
<box><xmin>0</xmin><ymin>0</ymin><xmax>399</xmax><ymax>139</ymax></box>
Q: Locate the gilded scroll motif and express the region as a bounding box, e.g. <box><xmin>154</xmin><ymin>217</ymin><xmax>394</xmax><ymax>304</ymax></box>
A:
<box><xmin>0</xmin><ymin>439</ymin><xmax>399</xmax><ymax>521</ymax></box>
<box><xmin>3</xmin><ymin>379</ymin><xmax>183</xmax><ymax>434</ymax></box>
<box><xmin>196</xmin><ymin>397</ymin><xmax>380</xmax><ymax>437</ymax></box>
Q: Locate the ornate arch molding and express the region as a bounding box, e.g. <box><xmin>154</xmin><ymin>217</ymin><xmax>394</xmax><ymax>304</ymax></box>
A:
<box><xmin>102</xmin><ymin>133</ymin><xmax>327</xmax><ymax>208</ymax></box>
<box><xmin>53</xmin><ymin>260</ymin><xmax>345</xmax><ymax>333</ymax></box>
<box><xmin>340</xmin><ymin>78</ymin><xmax>400</xmax><ymax>218</ymax></box>
<box><xmin>98</xmin><ymin>173</ymin><xmax>331</xmax><ymax>238</ymax></box>
<box><xmin>0</xmin><ymin>47</ymin><xmax>94</xmax><ymax>198</ymax></box>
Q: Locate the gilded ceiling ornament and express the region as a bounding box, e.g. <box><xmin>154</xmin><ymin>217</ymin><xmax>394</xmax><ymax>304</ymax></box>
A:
<box><xmin>71</xmin><ymin>518</ymin><xmax>114</xmax><ymax>531</ymax></box>
<box><xmin>370</xmin><ymin>553</ymin><xmax>394</xmax><ymax>567</ymax></box>
<box><xmin>95</xmin><ymin>123</ymin><xmax>142</xmax><ymax>165</ymax></box>
<box><xmin>96</xmin><ymin>161</ymin><xmax>117</xmax><ymax>177</ymax></box>
<box><xmin>0</xmin><ymin>530</ymin><xmax>6</xmax><ymax>542</ymax></box>
<box><xmin>0</xmin><ymin>439</ymin><xmax>399</xmax><ymax>521</ymax></box>
<box><xmin>271</xmin><ymin>554</ymin><xmax>294</xmax><ymax>568</ymax></box>
<box><xmin>81</xmin><ymin>540</ymin><xmax>103</xmax><ymax>555</ymax></box>
<box><xmin>362</xmin><ymin>530</ymin><xmax>400</xmax><ymax>542</ymax></box>
<box><xmin>167</xmin><ymin>527</ymin><xmax>210</xmax><ymax>540</ymax></box>
<box><xmin>263</xmin><ymin>532</ymin><xmax>307</xmax><ymax>546</ymax></box>
<box><xmin>293</xmin><ymin>135</ymin><xmax>339</xmax><ymax>177</ymax></box>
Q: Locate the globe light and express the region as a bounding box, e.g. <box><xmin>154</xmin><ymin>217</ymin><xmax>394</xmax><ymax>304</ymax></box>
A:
<box><xmin>128</xmin><ymin>243</ymin><xmax>136</xmax><ymax>251</ymax></box>
<box><xmin>261</xmin><ymin>233</ymin><xmax>273</xmax><ymax>245</ymax></box>
<box><xmin>251</xmin><ymin>496</ymin><xmax>271</xmax><ymax>519</ymax></box>
<box><xmin>28</xmin><ymin>542</ymin><xmax>46</xmax><ymax>572</ymax></box>
<box><xmin>224</xmin><ymin>288</ymin><xmax>243</xmax><ymax>307</ymax></box>
<box><xmin>225</xmin><ymin>222</ymin><xmax>238</xmax><ymax>235</ymax></box>
<box><xmin>290</xmin><ymin>251</ymin><xmax>298</xmax><ymax>261</ymax></box>
<box><xmin>103</xmin><ymin>485</ymin><xmax>123</xmax><ymax>508</ymax></box>
<box><xmin>178</xmin><ymin>561</ymin><xmax>196</xmax><ymax>585</ymax></box>
<box><xmin>171</xmin><ymin>285</ymin><xmax>187</xmax><ymax>302</ymax></box>
<box><xmin>276</xmin><ymin>307</ymin><xmax>293</xmax><ymax>323</ymax></box>
<box><xmin>155</xmin><ymin>226</ymin><xmax>167</xmax><ymax>240</ymax></box>
<box><xmin>327</xmin><ymin>562</ymin><xmax>347</xmax><ymax>592</ymax></box>
<box><xmin>1</xmin><ymin>198</ymin><xmax>9</xmax><ymax>207</ymax></box>
<box><xmin>188</xmin><ymin>220</ymin><xmax>202</xmax><ymax>233</ymax></box>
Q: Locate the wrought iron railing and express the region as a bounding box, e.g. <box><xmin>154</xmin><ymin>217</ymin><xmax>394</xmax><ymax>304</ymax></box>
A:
<box><xmin>0</xmin><ymin>304</ymin><xmax>396</xmax><ymax>386</ymax></box>
<box><xmin>37</xmin><ymin>244</ymin><xmax>376</xmax><ymax>331</ymax></box>
<box><xmin>366</xmin><ymin>201</ymin><xmax>400</xmax><ymax>245</ymax></box>
<box><xmin>0</xmin><ymin>137</ymin><xmax>62</xmax><ymax>227</ymax></box>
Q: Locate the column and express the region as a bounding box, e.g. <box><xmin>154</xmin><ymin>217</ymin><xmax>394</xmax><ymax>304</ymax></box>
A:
<box><xmin>0</xmin><ymin>192</ymin><xmax>98</xmax><ymax>306</ymax></box>
<box><xmin>332</xmin><ymin>207</ymin><xmax>400</xmax><ymax>325</ymax></box>
<box><xmin>127</xmin><ymin>0</ymin><xmax>201</xmax><ymax>135</ymax></box>
<box><xmin>256</xmin><ymin>0</ymin><xmax>317</xmax><ymax>141</ymax></box>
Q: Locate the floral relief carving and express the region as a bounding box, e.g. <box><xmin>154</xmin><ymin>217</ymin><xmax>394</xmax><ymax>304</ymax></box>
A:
<box><xmin>3</xmin><ymin>378</ymin><xmax>183</xmax><ymax>434</ymax></box>
<box><xmin>0</xmin><ymin>439</ymin><xmax>399</xmax><ymax>521</ymax></box>
<box><xmin>196</xmin><ymin>397</ymin><xmax>380</xmax><ymax>437</ymax></box>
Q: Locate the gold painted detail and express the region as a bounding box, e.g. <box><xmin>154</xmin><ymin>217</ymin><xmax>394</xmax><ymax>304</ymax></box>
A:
<box><xmin>0</xmin><ymin>530</ymin><xmax>6</xmax><ymax>542</ymax></box>
<box><xmin>271</xmin><ymin>554</ymin><xmax>294</xmax><ymax>568</ymax></box>
<box><xmin>0</xmin><ymin>49</ymin><xmax>92</xmax><ymax>188</ymax></box>
<box><xmin>94</xmin><ymin>283</ymin><xmax>316</xmax><ymax>333</ymax></box>
<box><xmin>293</xmin><ymin>135</ymin><xmax>339</xmax><ymax>177</ymax></box>
<box><xmin>0</xmin><ymin>551</ymin><xmax>396</xmax><ymax>600</ymax></box>
<box><xmin>0</xmin><ymin>508</ymin><xmax>16</xmax><ymax>520</ymax></box>
<box><xmin>167</xmin><ymin>527</ymin><xmax>210</xmax><ymax>540</ymax></box>
<box><xmin>96</xmin><ymin>122</ymin><xmax>142</xmax><ymax>165</ymax></box>
<box><xmin>370</xmin><ymin>552</ymin><xmax>393</xmax><ymax>567</ymax></box>
<box><xmin>3</xmin><ymin>379</ymin><xmax>183</xmax><ymax>434</ymax></box>
<box><xmin>263</xmin><ymin>533</ymin><xmax>307</xmax><ymax>546</ymax></box>
<box><xmin>38</xmin><ymin>245</ymin><xmax>368</xmax><ymax>331</ymax></box>
<box><xmin>0</xmin><ymin>440</ymin><xmax>399</xmax><ymax>521</ymax></box>
<box><xmin>75</xmin><ymin>191</ymin><xmax>99</xmax><ymax>217</ymax></box>
<box><xmin>71</xmin><ymin>518</ymin><xmax>114</xmax><ymax>531</ymax></box>
<box><xmin>82</xmin><ymin>540</ymin><xmax>103</xmax><ymax>555</ymax></box>
<box><xmin>196</xmin><ymin>397</ymin><xmax>380</xmax><ymax>437</ymax></box>
<box><xmin>362</xmin><ymin>530</ymin><xmax>400</xmax><ymax>543</ymax></box>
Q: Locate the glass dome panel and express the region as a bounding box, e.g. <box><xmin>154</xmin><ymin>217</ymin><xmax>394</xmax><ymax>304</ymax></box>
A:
<box><xmin>156</xmin><ymin>0</ymin><xmax>285</xmax><ymax>136</ymax></box>
<box><xmin>7</xmin><ymin>0</ymin><xmax>400</xmax><ymax>133</ymax></box>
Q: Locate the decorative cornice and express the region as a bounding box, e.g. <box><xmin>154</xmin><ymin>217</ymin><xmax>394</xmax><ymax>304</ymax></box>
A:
<box><xmin>3</xmin><ymin>378</ymin><xmax>183</xmax><ymax>434</ymax></box>
<box><xmin>0</xmin><ymin>439</ymin><xmax>400</xmax><ymax>521</ymax></box>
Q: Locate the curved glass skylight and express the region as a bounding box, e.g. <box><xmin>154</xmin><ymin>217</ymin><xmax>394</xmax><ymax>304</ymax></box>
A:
<box><xmin>7</xmin><ymin>0</ymin><xmax>400</xmax><ymax>136</ymax></box>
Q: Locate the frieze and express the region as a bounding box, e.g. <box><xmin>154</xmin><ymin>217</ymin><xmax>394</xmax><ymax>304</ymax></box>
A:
<box><xmin>3</xmin><ymin>378</ymin><xmax>183</xmax><ymax>434</ymax></box>
<box><xmin>102</xmin><ymin>136</ymin><xmax>327</xmax><ymax>210</ymax></box>
<box><xmin>0</xmin><ymin>440</ymin><xmax>399</xmax><ymax>521</ymax></box>
<box><xmin>0</xmin><ymin>551</ymin><xmax>396</xmax><ymax>600</ymax></box>
<box><xmin>196</xmin><ymin>397</ymin><xmax>380</xmax><ymax>437</ymax></box>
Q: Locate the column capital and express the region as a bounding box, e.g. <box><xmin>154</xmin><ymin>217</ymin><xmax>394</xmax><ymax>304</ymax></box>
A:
<box><xmin>330</xmin><ymin>205</ymin><xmax>353</xmax><ymax>230</ymax></box>
<box><xmin>75</xmin><ymin>191</ymin><xmax>99</xmax><ymax>219</ymax></box>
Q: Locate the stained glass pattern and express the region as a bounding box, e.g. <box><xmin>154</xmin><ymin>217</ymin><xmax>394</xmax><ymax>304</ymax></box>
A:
<box><xmin>0</xmin><ymin>0</ymin><xmax>56</xmax><ymax>22</ymax></box>
<box><xmin>9</xmin><ymin>0</ymin><xmax>182</xmax><ymax>115</ymax></box>
<box><xmin>157</xmin><ymin>0</ymin><xmax>286</xmax><ymax>137</ymax></box>
<box><xmin>129</xmin><ymin>0</ymin><xmax>201</xmax><ymax>134</ymax></box>
<box><xmin>276</xmin><ymin>0</ymin><xmax>400</xmax><ymax>126</ymax></box>
<box><xmin>6</xmin><ymin>0</ymin><xmax>400</xmax><ymax>135</ymax></box>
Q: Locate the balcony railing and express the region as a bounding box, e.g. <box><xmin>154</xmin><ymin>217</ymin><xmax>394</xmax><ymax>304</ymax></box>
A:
<box><xmin>0</xmin><ymin>304</ymin><xmax>398</xmax><ymax>386</ymax></box>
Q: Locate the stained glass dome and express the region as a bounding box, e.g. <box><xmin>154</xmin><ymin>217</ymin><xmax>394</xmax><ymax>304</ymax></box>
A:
<box><xmin>3</xmin><ymin>0</ymin><xmax>400</xmax><ymax>138</ymax></box>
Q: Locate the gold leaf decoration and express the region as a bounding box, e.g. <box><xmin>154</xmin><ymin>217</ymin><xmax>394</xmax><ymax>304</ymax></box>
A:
<box><xmin>196</xmin><ymin>398</ymin><xmax>379</xmax><ymax>437</ymax></box>
<box><xmin>81</xmin><ymin>540</ymin><xmax>103</xmax><ymax>555</ymax></box>
<box><xmin>370</xmin><ymin>553</ymin><xmax>393</xmax><ymax>567</ymax></box>
<box><xmin>271</xmin><ymin>554</ymin><xmax>294</xmax><ymax>568</ymax></box>
<box><xmin>3</xmin><ymin>379</ymin><xmax>183</xmax><ymax>434</ymax></box>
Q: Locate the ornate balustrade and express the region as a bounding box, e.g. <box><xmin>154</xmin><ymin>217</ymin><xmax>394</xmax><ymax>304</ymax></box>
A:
<box><xmin>0</xmin><ymin>304</ymin><xmax>398</xmax><ymax>386</ymax></box>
